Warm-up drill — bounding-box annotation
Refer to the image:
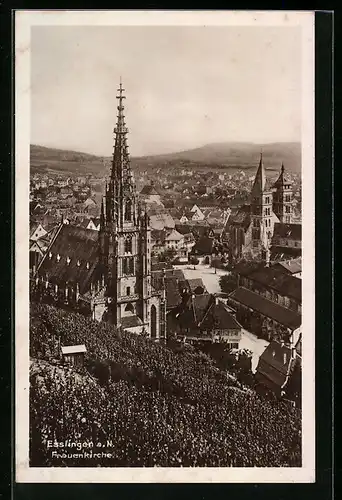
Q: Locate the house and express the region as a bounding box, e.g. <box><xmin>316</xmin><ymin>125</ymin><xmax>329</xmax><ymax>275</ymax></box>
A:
<box><xmin>61</xmin><ymin>344</ymin><xmax>87</xmax><ymax>368</ymax></box>
<box><xmin>174</xmin><ymin>294</ymin><xmax>243</xmax><ymax>348</ymax></box>
<box><xmin>30</xmin><ymin>223</ymin><xmax>47</xmax><ymax>241</ymax></box>
<box><xmin>227</xmin><ymin>287</ymin><xmax>301</xmax><ymax>344</ymax></box>
<box><xmin>86</xmin><ymin>218</ymin><xmax>101</xmax><ymax>231</ymax></box>
<box><xmin>149</xmin><ymin>212</ymin><xmax>175</xmax><ymax>231</ymax></box>
<box><xmin>140</xmin><ymin>181</ymin><xmax>164</xmax><ymax>207</ymax></box>
<box><xmin>238</xmin><ymin>265</ymin><xmax>302</xmax><ymax>313</ymax></box>
<box><xmin>255</xmin><ymin>339</ymin><xmax>301</xmax><ymax>399</ymax></box>
<box><xmin>164</xmin><ymin>229</ymin><xmax>184</xmax><ymax>250</ymax></box>
<box><xmin>272</xmin><ymin>257</ymin><xmax>302</xmax><ymax>279</ymax></box>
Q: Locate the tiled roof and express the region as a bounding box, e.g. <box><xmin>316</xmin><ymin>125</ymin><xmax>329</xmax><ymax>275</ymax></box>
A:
<box><xmin>270</xmin><ymin>246</ymin><xmax>301</xmax><ymax>261</ymax></box>
<box><xmin>121</xmin><ymin>315</ymin><xmax>143</xmax><ymax>329</ymax></box>
<box><xmin>37</xmin><ymin>224</ymin><xmax>101</xmax><ymax>294</ymax></box>
<box><xmin>228</xmin><ymin>287</ymin><xmax>301</xmax><ymax>329</ymax></box>
<box><xmin>178</xmin><ymin>294</ymin><xmax>241</xmax><ymax>332</ymax></box>
<box><xmin>274</xmin><ymin>258</ymin><xmax>302</xmax><ymax>275</ymax></box>
<box><xmin>273</xmin><ymin>223</ymin><xmax>302</xmax><ymax>241</ymax></box>
<box><xmin>256</xmin><ymin>340</ymin><xmax>294</xmax><ymax>389</ymax></box>
<box><xmin>187</xmin><ymin>278</ymin><xmax>207</xmax><ymax>293</ymax></box>
<box><xmin>225</xmin><ymin>205</ymin><xmax>251</xmax><ymax>232</ymax></box>
<box><xmin>192</xmin><ymin>235</ymin><xmax>215</xmax><ymax>255</ymax></box>
<box><xmin>165</xmin><ymin>229</ymin><xmax>183</xmax><ymax>241</ymax></box>
<box><xmin>248</xmin><ymin>266</ymin><xmax>301</xmax><ymax>301</ymax></box>
<box><xmin>140</xmin><ymin>184</ymin><xmax>160</xmax><ymax>196</ymax></box>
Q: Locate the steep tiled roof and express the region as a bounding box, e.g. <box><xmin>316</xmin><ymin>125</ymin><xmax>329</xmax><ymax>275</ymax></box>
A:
<box><xmin>37</xmin><ymin>224</ymin><xmax>101</xmax><ymax>294</ymax></box>
<box><xmin>121</xmin><ymin>315</ymin><xmax>143</xmax><ymax>329</ymax></box>
<box><xmin>186</xmin><ymin>278</ymin><xmax>207</xmax><ymax>294</ymax></box>
<box><xmin>224</xmin><ymin>205</ymin><xmax>251</xmax><ymax>232</ymax></box>
<box><xmin>192</xmin><ymin>235</ymin><xmax>215</xmax><ymax>255</ymax></box>
<box><xmin>228</xmin><ymin>287</ymin><xmax>301</xmax><ymax>329</ymax></box>
<box><xmin>140</xmin><ymin>184</ymin><xmax>160</xmax><ymax>196</ymax></box>
<box><xmin>200</xmin><ymin>300</ymin><xmax>242</xmax><ymax>331</ymax></box>
<box><xmin>248</xmin><ymin>266</ymin><xmax>301</xmax><ymax>301</ymax></box>
<box><xmin>256</xmin><ymin>340</ymin><xmax>294</xmax><ymax>390</ymax></box>
<box><xmin>274</xmin><ymin>258</ymin><xmax>302</xmax><ymax>275</ymax></box>
<box><xmin>273</xmin><ymin>223</ymin><xmax>302</xmax><ymax>241</ymax></box>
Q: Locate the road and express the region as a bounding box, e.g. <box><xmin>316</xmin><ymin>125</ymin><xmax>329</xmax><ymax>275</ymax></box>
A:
<box><xmin>174</xmin><ymin>264</ymin><xmax>269</xmax><ymax>371</ymax></box>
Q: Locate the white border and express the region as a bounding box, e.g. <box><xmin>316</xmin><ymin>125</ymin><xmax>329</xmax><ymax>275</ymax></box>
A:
<box><xmin>15</xmin><ymin>10</ymin><xmax>315</xmax><ymax>483</ymax></box>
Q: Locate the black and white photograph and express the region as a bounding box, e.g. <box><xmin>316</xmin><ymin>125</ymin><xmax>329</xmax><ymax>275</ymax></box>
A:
<box><xmin>15</xmin><ymin>10</ymin><xmax>315</xmax><ymax>483</ymax></box>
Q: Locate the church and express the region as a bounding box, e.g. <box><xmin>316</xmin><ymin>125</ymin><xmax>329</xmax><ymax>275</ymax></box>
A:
<box><xmin>32</xmin><ymin>82</ymin><xmax>166</xmax><ymax>340</ymax></box>
<box><xmin>223</xmin><ymin>153</ymin><xmax>300</xmax><ymax>262</ymax></box>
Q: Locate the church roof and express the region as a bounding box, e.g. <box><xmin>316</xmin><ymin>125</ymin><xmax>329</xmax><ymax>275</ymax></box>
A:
<box><xmin>272</xmin><ymin>164</ymin><xmax>292</xmax><ymax>188</ymax></box>
<box><xmin>251</xmin><ymin>153</ymin><xmax>270</xmax><ymax>196</ymax></box>
<box><xmin>38</xmin><ymin>224</ymin><xmax>102</xmax><ymax>294</ymax></box>
<box><xmin>224</xmin><ymin>205</ymin><xmax>251</xmax><ymax>232</ymax></box>
<box><xmin>273</xmin><ymin>223</ymin><xmax>302</xmax><ymax>241</ymax></box>
<box><xmin>120</xmin><ymin>315</ymin><xmax>143</xmax><ymax>329</ymax></box>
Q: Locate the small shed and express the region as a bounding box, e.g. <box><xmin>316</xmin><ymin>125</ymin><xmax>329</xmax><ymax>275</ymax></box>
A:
<box><xmin>61</xmin><ymin>344</ymin><xmax>87</xmax><ymax>368</ymax></box>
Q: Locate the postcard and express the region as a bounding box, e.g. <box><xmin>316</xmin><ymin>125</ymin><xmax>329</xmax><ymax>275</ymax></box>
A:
<box><xmin>15</xmin><ymin>10</ymin><xmax>315</xmax><ymax>483</ymax></box>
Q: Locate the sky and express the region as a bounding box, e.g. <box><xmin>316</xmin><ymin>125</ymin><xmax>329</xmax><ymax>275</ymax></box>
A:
<box><xmin>31</xmin><ymin>25</ymin><xmax>301</xmax><ymax>157</ymax></box>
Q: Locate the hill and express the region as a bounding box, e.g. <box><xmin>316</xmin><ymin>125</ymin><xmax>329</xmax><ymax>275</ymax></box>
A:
<box><xmin>30</xmin><ymin>141</ymin><xmax>301</xmax><ymax>176</ymax></box>
<box><xmin>29</xmin><ymin>302</ymin><xmax>301</xmax><ymax>468</ymax></box>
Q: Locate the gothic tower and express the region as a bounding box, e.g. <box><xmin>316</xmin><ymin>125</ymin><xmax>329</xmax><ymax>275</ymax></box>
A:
<box><xmin>250</xmin><ymin>153</ymin><xmax>274</xmax><ymax>257</ymax></box>
<box><xmin>99</xmin><ymin>81</ymin><xmax>165</xmax><ymax>338</ymax></box>
<box><xmin>272</xmin><ymin>163</ymin><xmax>293</xmax><ymax>224</ymax></box>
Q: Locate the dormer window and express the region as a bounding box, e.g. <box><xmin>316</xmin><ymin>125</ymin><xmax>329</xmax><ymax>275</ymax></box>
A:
<box><xmin>56</xmin><ymin>254</ymin><xmax>61</xmax><ymax>262</ymax></box>
<box><xmin>49</xmin><ymin>252</ymin><xmax>52</xmax><ymax>259</ymax></box>
<box><xmin>272</xmin><ymin>351</ymin><xmax>276</xmax><ymax>357</ymax></box>
<box><xmin>283</xmin><ymin>353</ymin><xmax>287</xmax><ymax>364</ymax></box>
<box><xmin>77</xmin><ymin>260</ymin><xmax>80</xmax><ymax>267</ymax></box>
<box><xmin>86</xmin><ymin>262</ymin><xmax>90</xmax><ymax>269</ymax></box>
<box><xmin>66</xmin><ymin>256</ymin><xmax>71</xmax><ymax>265</ymax></box>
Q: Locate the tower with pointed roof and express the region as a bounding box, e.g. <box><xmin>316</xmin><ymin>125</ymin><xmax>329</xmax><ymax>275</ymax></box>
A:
<box><xmin>99</xmin><ymin>80</ymin><xmax>165</xmax><ymax>338</ymax></box>
<box><xmin>272</xmin><ymin>163</ymin><xmax>293</xmax><ymax>224</ymax></box>
<box><xmin>250</xmin><ymin>153</ymin><xmax>274</xmax><ymax>257</ymax></box>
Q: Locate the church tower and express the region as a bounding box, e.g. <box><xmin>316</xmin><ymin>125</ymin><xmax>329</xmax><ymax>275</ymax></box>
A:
<box><xmin>99</xmin><ymin>80</ymin><xmax>165</xmax><ymax>338</ymax></box>
<box><xmin>250</xmin><ymin>153</ymin><xmax>274</xmax><ymax>257</ymax></box>
<box><xmin>272</xmin><ymin>163</ymin><xmax>293</xmax><ymax>224</ymax></box>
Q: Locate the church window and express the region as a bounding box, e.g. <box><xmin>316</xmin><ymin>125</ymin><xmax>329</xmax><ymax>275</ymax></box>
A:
<box><xmin>285</xmin><ymin>195</ymin><xmax>291</xmax><ymax>202</ymax></box>
<box><xmin>285</xmin><ymin>206</ymin><xmax>291</xmax><ymax>213</ymax></box>
<box><xmin>125</xmin><ymin>199</ymin><xmax>132</xmax><ymax>221</ymax></box>
<box><xmin>126</xmin><ymin>286</ymin><xmax>131</xmax><ymax>296</ymax></box>
<box><xmin>253</xmin><ymin>219</ymin><xmax>259</xmax><ymax>228</ymax></box>
<box><xmin>125</xmin><ymin>237</ymin><xmax>132</xmax><ymax>254</ymax></box>
<box><xmin>125</xmin><ymin>302</ymin><xmax>134</xmax><ymax>313</ymax></box>
<box><xmin>122</xmin><ymin>256</ymin><xmax>134</xmax><ymax>275</ymax></box>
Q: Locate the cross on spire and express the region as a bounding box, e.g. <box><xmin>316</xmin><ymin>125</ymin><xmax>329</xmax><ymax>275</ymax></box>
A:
<box><xmin>116</xmin><ymin>77</ymin><xmax>126</xmax><ymax>101</ymax></box>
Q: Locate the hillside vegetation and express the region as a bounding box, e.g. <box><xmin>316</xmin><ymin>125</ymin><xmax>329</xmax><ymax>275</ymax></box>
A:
<box><xmin>30</xmin><ymin>141</ymin><xmax>301</xmax><ymax>176</ymax></box>
<box><xmin>30</xmin><ymin>302</ymin><xmax>301</xmax><ymax>467</ymax></box>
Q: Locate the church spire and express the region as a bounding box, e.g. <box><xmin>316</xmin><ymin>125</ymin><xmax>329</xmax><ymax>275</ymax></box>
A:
<box><xmin>251</xmin><ymin>152</ymin><xmax>267</xmax><ymax>197</ymax></box>
<box><xmin>110</xmin><ymin>79</ymin><xmax>134</xmax><ymax>190</ymax></box>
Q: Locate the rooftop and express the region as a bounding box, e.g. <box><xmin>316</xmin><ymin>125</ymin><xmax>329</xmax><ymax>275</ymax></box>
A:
<box><xmin>229</xmin><ymin>287</ymin><xmax>301</xmax><ymax>330</ymax></box>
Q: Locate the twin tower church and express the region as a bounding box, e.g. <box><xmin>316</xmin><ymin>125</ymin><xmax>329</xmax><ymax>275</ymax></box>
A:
<box><xmin>33</xmin><ymin>81</ymin><xmax>295</xmax><ymax>338</ymax></box>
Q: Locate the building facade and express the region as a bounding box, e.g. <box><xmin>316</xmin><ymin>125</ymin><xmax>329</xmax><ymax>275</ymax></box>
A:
<box><xmin>33</xmin><ymin>81</ymin><xmax>166</xmax><ymax>340</ymax></box>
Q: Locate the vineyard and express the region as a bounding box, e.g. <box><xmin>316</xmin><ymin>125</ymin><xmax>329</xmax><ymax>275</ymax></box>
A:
<box><xmin>30</xmin><ymin>302</ymin><xmax>301</xmax><ymax>467</ymax></box>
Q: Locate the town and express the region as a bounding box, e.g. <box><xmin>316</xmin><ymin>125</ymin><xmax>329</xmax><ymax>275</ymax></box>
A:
<box><xmin>29</xmin><ymin>82</ymin><xmax>302</xmax><ymax>468</ymax></box>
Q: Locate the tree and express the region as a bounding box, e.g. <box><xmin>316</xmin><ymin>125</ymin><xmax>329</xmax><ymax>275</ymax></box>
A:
<box><xmin>190</xmin><ymin>256</ymin><xmax>199</xmax><ymax>269</ymax></box>
<box><xmin>219</xmin><ymin>274</ymin><xmax>238</xmax><ymax>294</ymax></box>
<box><xmin>158</xmin><ymin>248</ymin><xmax>177</xmax><ymax>263</ymax></box>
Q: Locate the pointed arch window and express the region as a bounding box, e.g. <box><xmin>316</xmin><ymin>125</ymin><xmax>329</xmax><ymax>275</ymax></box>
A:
<box><xmin>124</xmin><ymin>236</ymin><xmax>132</xmax><ymax>254</ymax></box>
<box><xmin>125</xmin><ymin>199</ymin><xmax>132</xmax><ymax>221</ymax></box>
